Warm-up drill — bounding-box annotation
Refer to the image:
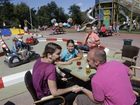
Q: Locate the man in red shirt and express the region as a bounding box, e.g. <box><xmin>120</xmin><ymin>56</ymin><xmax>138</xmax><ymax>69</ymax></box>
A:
<box><xmin>100</xmin><ymin>24</ymin><xmax>107</xmax><ymax>37</ymax></box>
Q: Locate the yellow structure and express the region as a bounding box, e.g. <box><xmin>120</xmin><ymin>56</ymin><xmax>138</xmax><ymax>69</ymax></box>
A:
<box><xmin>10</xmin><ymin>28</ymin><xmax>24</xmax><ymax>35</ymax></box>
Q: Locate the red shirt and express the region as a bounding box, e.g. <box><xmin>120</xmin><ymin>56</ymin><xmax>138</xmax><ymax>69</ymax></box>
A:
<box><xmin>101</xmin><ymin>26</ymin><xmax>107</xmax><ymax>32</ymax></box>
<box><xmin>84</xmin><ymin>32</ymin><xmax>100</xmax><ymax>48</ymax></box>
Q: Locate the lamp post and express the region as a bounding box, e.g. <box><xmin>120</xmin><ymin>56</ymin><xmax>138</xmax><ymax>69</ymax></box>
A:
<box><xmin>29</xmin><ymin>7</ymin><xmax>33</xmax><ymax>29</ymax></box>
<box><xmin>99</xmin><ymin>0</ymin><xmax>101</xmax><ymax>28</ymax></box>
<box><xmin>129</xmin><ymin>0</ymin><xmax>136</xmax><ymax>32</ymax></box>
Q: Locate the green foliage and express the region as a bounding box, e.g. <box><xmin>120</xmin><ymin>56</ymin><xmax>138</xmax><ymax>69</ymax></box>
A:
<box><xmin>68</xmin><ymin>4</ymin><xmax>82</xmax><ymax>25</ymax></box>
<box><xmin>37</xmin><ymin>1</ymin><xmax>67</xmax><ymax>26</ymax></box>
<box><xmin>0</xmin><ymin>0</ymin><xmax>14</xmax><ymax>27</ymax></box>
<box><xmin>0</xmin><ymin>0</ymin><xmax>83</xmax><ymax>28</ymax></box>
<box><xmin>14</xmin><ymin>3</ymin><xmax>31</xmax><ymax>27</ymax></box>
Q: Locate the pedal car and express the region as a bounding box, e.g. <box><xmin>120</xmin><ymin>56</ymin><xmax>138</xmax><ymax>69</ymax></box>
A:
<box><xmin>4</xmin><ymin>50</ymin><xmax>40</xmax><ymax>68</ymax></box>
<box><xmin>3</xmin><ymin>41</ymin><xmax>40</xmax><ymax>68</ymax></box>
<box><xmin>25</xmin><ymin>36</ymin><xmax>39</xmax><ymax>45</ymax></box>
<box><xmin>50</xmin><ymin>23</ymin><xmax>65</xmax><ymax>35</ymax></box>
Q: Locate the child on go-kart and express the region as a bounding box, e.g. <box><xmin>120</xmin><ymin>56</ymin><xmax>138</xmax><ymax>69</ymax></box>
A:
<box><xmin>51</xmin><ymin>22</ymin><xmax>64</xmax><ymax>35</ymax></box>
<box><xmin>11</xmin><ymin>37</ymin><xmax>29</xmax><ymax>60</ymax></box>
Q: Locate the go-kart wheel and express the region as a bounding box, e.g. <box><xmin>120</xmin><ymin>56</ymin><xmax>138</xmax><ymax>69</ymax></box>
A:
<box><xmin>8</xmin><ymin>56</ymin><xmax>21</xmax><ymax>68</ymax></box>
<box><xmin>35</xmin><ymin>39</ymin><xmax>39</xmax><ymax>44</ymax></box>
<box><xmin>29</xmin><ymin>52</ymin><xmax>40</xmax><ymax>61</ymax></box>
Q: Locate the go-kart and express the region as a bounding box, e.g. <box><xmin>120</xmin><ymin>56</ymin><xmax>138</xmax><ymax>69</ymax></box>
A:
<box><xmin>25</xmin><ymin>36</ymin><xmax>39</xmax><ymax>45</ymax></box>
<box><xmin>0</xmin><ymin>51</ymin><xmax>4</xmax><ymax>57</ymax></box>
<box><xmin>50</xmin><ymin>27</ymin><xmax>65</xmax><ymax>35</ymax></box>
<box><xmin>3</xmin><ymin>43</ymin><xmax>40</xmax><ymax>68</ymax></box>
<box><xmin>50</xmin><ymin>24</ymin><xmax>65</xmax><ymax>35</ymax></box>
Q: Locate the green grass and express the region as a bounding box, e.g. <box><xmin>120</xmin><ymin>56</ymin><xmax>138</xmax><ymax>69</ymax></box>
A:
<box><xmin>120</xmin><ymin>30</ymin><xmax>140</xmax><ymax>34</ymax></box>
<box><xmin>65</xmin><ymin>28</ymin><xmax>140</xmax><ymax>34</ymax></box>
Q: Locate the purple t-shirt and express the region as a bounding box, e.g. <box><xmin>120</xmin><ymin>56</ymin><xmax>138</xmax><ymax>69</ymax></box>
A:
<box><xmin>32</xmin><ymin>58</ymin><xmax>56</xmax><ymax>99</ymax></box>
<box><xmin>91</xmin><ymin>61</ymin><xmax>136</xmax><ymax>105</ymax></box>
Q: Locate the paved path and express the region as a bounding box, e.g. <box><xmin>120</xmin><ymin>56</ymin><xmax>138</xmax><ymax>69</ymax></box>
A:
<box><xmin>0</xmin><ymin>30</ymin><xmax>140</xmax><ymax>105</ymax></box>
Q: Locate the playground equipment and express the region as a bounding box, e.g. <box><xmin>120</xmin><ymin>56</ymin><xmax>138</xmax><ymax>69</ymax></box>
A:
<box><xmin>94</xmin><ymin>0</ymin><xmax>140</xmax><ymax>28</ymax></box>
<box><xmin>77</xmin><ymin>7</ymin><xmax>97</xmax><ymax>32</ymax></box>
<box><xmin>119</xmin><ymin>10</ymin><xmax>130</xmax><ymax>29</ymax></box>
<box><xmin>76</xmin><ymin>0</ymin><xmax>140</xmax><ymax>33</ymax></box>
<box><xmin>120</xmin><ymin>10</ymin><xmax>129</xmax><ymax>24</ymax></box>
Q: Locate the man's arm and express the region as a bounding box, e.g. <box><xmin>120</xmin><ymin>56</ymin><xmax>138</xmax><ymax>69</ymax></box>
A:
<box><xmin>128</xmin><ymin>68</ymin><xmax>134</xmax><ymax>78</ymax></box>
<box><xmin>133</xmin><ymin>90</ymin><xmax>139</xmax><ymax>96</ymax></box>
<box><xmin>95</xmin><ymin>40</ymin><xmax>100</xmax><ymax>46</ymax></box>
<box><xmin>94</xmin><ymin>33</ymin><xmax>101</xmax><ymax>46</ymax></box>
<box><xmin>48</xmin><ymin>80</ymin><xmax>79</xmax><ymax>96</ymax></box>
<box><xmin>74</xmin><ymin>87</ymin><xmax>101</xmax><ymax>104</ymax></box>
<box><xmin>55</xmin><ymin>60</ymin><xmax>72</xmax><ymax>65</ymax></box>
<box><xmin>82</xmin><ymin>87</ymin><xmax>102</xmax><ymax>104</ymax></box>
<box><xmin>83</xmin><ymin>34</ymin><xmax>89</xmax><ymax>45</ymax></box>
<box><xmin>83</xmin><ymin>37</ymin><xmax>87</xmax><ymax>45</ymax></box>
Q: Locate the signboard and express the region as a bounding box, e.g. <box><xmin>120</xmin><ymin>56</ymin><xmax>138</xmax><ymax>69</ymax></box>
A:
<box><xmin>104</xmin><ymin>10</ymin><xmax>110</xmax><ymax>15</ymax></box>
<box><xmin>103</xmin><ymin>9</ymin><xmax>110</xmax><ymax>28</ymax></box>
<box><xmin>103</xmin><ymin>16</ymin><xmax>110</xmax><ymax>28</ymax></box>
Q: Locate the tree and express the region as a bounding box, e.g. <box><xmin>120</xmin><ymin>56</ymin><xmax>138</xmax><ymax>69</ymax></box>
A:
<box><xmin>37</xmin><ymin>5</ymin><xmax>50</xmax><ymax>26</ymax></box>
<box><xmin>68</xmin><ymin>4</ymin><xmax>82</xmax><ymax>25</ymax></box>
<box><xmin>14</xmin><ymin>3</ymin><xmax>30</xmax><ymax>28</ymax></box>
<box><xmin>0</xmin><ymin>0</ymin><xmax>14</xmax><ymax>27</ymax></box>
<box><xmin>37</xmin><ymin>1</ymin><xmax>67</xmax><ymax>26</ymax></box>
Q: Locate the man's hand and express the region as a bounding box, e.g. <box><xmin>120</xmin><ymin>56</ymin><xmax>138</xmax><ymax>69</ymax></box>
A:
<box><xmin>72</xmin><ymin>86</ymin><xmax>83</xmax><ymax>93</ymax></box>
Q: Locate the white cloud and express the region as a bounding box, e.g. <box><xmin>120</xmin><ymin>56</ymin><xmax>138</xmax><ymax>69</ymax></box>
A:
<box><xmin>76</xmin><ymin>2</ymin><xmax>83</xmax><ymax>7</ymax></box>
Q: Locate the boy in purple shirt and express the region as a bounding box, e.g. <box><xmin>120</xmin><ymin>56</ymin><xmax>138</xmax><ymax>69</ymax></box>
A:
<box><xmin>73</xmin><ymin>47</ymin><xmax>136</xmax><ymax>105</ymax></box>
<box><xmin>32</xmin><ymin>42</ymin><xmax>79</xmax><ymax>105</ymax></box>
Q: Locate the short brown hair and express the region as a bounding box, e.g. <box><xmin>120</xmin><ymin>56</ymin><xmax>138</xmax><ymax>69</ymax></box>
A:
<box><xmin>42</xmin><ymin>42</ymin><xmax>62</xmax><ymax>58</ymax></box>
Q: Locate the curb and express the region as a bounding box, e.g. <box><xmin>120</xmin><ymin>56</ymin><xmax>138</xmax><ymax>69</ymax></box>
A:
<box><xmin>0</xmin><ymin>69</ymin><xmax>32</xmax><ymax>89</ymax></box>
<box><xmin>0</xmin><ymin>77</ymin><xmax>4</xmax><ymax>88</ymax></box>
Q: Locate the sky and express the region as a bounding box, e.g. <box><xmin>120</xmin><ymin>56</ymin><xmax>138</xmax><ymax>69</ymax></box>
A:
<box><xmin>11</xmin><ymin>0</ymin><xmax>95</xmax><ymax>13</ymax></box>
